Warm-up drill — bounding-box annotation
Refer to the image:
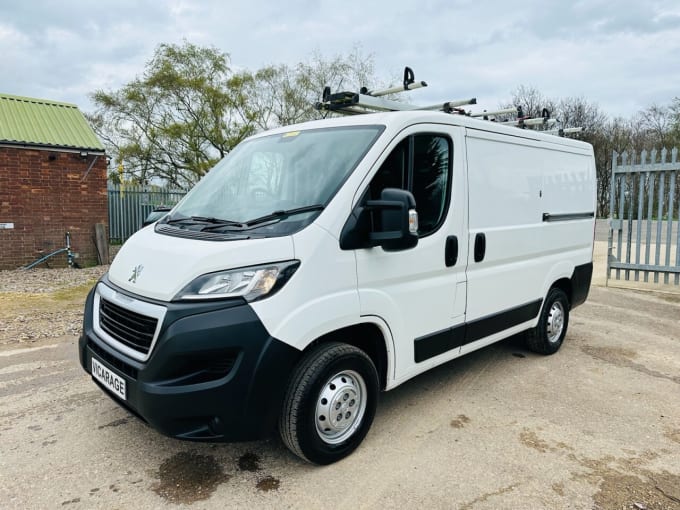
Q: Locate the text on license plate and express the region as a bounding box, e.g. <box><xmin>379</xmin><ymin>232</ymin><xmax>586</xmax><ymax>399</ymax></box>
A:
<box><xmin>91</xmin><ymin>357</ymin><xmax>126</xmax><ymax>401</ymax></box>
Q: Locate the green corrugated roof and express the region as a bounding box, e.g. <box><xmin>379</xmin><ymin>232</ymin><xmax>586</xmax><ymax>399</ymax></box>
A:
<box><xmin>0</xmin><ymin>93</ymin><xmax>104</xmax><ymax>151</ymax></box>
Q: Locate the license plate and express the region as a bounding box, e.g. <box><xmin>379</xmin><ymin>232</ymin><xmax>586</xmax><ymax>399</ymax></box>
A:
<box><xmin>91</xmin><ymin>357</ymin><xmax>127</xmax><ymax>401</ymax></box>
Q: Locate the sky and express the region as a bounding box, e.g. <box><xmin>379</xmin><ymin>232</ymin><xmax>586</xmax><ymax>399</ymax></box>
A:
<box><xmin>1</xmin><ymin>0</ymin><xmax>679</xmax><ymax>119</ymax></box>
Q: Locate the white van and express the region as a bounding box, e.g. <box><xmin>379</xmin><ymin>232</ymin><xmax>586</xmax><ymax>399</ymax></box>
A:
<box><xmin>79</xmin><ymin>110</ymin><xmax>595</xmax><ymax>464</ymax></box>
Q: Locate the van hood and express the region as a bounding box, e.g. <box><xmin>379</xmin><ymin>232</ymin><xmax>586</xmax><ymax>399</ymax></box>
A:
<box><xmin>108</xmin><ymin>227</ymin><xmax>295</xmax><ymax>302</ymax></box>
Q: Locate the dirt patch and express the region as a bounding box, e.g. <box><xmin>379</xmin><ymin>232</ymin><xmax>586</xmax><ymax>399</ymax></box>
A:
<box><xmin>519</xmin><ymin>428</ymin><xmax>552</xmax><ymax>453</ymax></box>
<box><xmin>516</xmin><ymin>429</ymin><xmax>680</xmax><ymax>508</ymax></box>
<box><xmin>152</xmin><ymin>451</ymin><xmax>230</xmax><ymax>505</ymax></box>
<box><xmin>665</xmin><ymin>429</ymin><xmax>680</xmax><ymax>445</ymax></box>
<box><xmin>570</xmin><ymin>451</ymin><xmax>680</xmax><ymax>510</ymax></box>
<box><xmin>98</xmin><ymin>417</ymin><xmax>131</xmax><ymax>430</ymax></box>
<box><xmin>459</xmin><ymin>484</ymin><xmax>518</xmax><ymax>510</ymax></box>
<box><xmin>593</xmin><ymin>471</ymin><xmax>680</xmax><ymax>510</ymax></box>
<box><xmin>256</xmin><ymin>476</ymin><xmax>280</xmax><ymax>492</ymax></box>
<box><xmin>450</xmin><ymin>414</ymin><xmax>471</xmax><ymax>429</ymax></box>
<box><xmin>552</xmin><ymin>482</ymin><xmax>565</xmax><ymax>496</ymax></box>
<box><xmin>581</xmin><ymin>345</ymin><xmax>680</xmax><ymax>385</ymax></box>
<box><xmin>660</xmin><ymin>293</ymin><xmax>680</xmax><ymax>304</ymax></box>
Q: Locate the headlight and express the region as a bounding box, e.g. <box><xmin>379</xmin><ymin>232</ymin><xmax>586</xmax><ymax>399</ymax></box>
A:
<box><xmin>175</xmin><ymin>260</ymin><xmax>300</xmax><ymax>302</ymax></box>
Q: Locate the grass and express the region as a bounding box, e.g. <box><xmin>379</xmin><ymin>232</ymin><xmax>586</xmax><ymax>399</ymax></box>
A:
<box><xmin>0</xmin><ymin>279</ymin><xmax>96</xmax><ymax>318</ymax></box>
<box><xmin>51</xmin><ymin>280</ymin><xmax>98</xmax><ymax>301</ymax></box>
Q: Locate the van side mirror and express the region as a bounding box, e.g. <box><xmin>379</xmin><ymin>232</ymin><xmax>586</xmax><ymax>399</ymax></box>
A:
<box><xmin>340</xmin><ymin>188</ymin><xmax>419</xmax><ymax>251</ymax></box>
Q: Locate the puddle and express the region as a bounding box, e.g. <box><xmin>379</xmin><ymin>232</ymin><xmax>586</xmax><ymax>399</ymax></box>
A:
<box><xmin>153</xmin><ymin>451</ymin><xmax>229</xmax><ymax>505</ymax></box>
<box><xmin>238</xmin><ymin>452</ymin><xmax>261</xmax><ymax>472</ymax></box>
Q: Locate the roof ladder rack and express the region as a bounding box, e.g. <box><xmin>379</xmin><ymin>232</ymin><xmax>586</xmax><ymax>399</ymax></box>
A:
<box><xmin>314</xmin><ymin>66</ymin><xmax>584</xmax><ymax>137</ymax></box>
<box><xmin>316</xmin><ymin>66</ymin><xmax>477</xmax><ymax>115</ymax></box>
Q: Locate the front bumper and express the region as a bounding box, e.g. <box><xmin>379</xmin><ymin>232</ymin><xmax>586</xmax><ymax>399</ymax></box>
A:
<box><xmin>79</xmin><ymin>277</ymin><xmax>301</xmax><ymax>441</ymax></box>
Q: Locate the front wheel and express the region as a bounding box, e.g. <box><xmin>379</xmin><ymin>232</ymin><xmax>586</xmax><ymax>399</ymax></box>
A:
<box><xmin>279</xmin><ymin>342</ymin><xmax>379</xmax><ymax>465</ymax></box>
<box><xmin>525</xmin><ymin>287</ymin><xmax>570</xmax><ymax>355</ymax></box>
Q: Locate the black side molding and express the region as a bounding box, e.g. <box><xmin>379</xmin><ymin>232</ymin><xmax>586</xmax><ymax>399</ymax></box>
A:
<box><xmin>414</xmin><ymin>325</ymin><xmax>466</xmax><ymax>363</ymax></box>
<box><xmin>465</xmin><ymin>299</ymin><xmax>543</xmax><ymax>344</ymax></box>
<box><xmin>414</xmin><ymin>299</ymin><xmax>543</xmax><ymax>363</ymax></box>
<box><xmin>542</xmin><ymin>212</ymin><xmax>594</xmax><ymax>222</ymax></box>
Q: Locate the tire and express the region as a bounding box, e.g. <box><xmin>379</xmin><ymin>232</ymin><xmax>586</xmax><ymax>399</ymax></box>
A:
<box><xmin>526</xmin><ymin>288</ymin><xmax>570</xmax><ymax>355</ymax></box>
<box><xmin>279</xmin><ymin>342</ymin><xmax>379</xmax><ymax>465</ymax></box>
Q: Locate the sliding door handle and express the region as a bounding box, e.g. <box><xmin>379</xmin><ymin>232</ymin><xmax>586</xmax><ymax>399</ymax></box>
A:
<box><xmin>474</xmin><ymin>233</ymin><xmax>486</xmax><ymax>262</ymax></box>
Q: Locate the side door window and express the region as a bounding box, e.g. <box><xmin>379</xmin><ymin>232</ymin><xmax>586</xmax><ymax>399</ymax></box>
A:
<box><xmin>368</xmin><ymin>134</ymin><xmax>452</xmax><ymax>236</ymax></box>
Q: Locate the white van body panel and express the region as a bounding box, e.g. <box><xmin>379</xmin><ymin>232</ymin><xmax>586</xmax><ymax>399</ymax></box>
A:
<box><xmin>108</xmin><ymin>227</ymin><xmax>294</xmax><ymax>302</ymax></box>
<box><xmin>464</xmin><ymin>128</ymin><xmax>595</xmax><ymax>324</ymax></box>
<box><xmin>250</xmin><ymin>223</ymin><xmax>360</xmax><ymax>351</ymax></box>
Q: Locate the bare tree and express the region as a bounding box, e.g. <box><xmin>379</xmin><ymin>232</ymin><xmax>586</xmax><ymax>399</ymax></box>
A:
<box><xmin>638</xmin><ymin>104</ymin><xmax>675</xmax><ymax>148</ymax></box>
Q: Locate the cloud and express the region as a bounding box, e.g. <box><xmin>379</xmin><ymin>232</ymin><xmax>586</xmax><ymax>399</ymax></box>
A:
<box><xmin>0</xmin><ymin>0</ymin><xmax>678</xmax><ymax>118</ymax></box>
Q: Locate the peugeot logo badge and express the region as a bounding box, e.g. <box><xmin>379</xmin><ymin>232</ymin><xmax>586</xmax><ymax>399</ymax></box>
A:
<box><xmin>128</xmin><ymin>264</ymin><xmax>144</xmax><ymax>284</ymax></box>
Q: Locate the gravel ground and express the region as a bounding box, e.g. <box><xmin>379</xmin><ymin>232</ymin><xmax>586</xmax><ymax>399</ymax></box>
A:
<box><xmin>0</xmin><ymin>266</ymin><xmax>108</xmax><ymax>347</ymax></box>
<box><xmin>0</xmin><ymin>265</ymin><xmax>108</xmax><ymax>294</ymax></box>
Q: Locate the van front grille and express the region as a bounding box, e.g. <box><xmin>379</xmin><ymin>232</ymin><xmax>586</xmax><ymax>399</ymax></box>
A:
<box><xmin>88</xmin><ymin>340</ymin><xmax>139</xmax><ymax>379</ymax></box>
<box><xmin>99</xmin><ymin>298</ymin><xmax>158</xmax><ymax>355</ymax></box>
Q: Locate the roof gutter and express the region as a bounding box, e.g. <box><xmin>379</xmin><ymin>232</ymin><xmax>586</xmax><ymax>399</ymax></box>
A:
<box><xmin>0</xmin><ymin>141</ymin><xmax>105</xmax><ymax>155</ymax></box>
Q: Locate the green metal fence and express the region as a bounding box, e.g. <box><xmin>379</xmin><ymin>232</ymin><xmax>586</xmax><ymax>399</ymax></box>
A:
<box><xmin>108</xmin><ymin>184</ymin><xmax>186</xmax><ymax>243</ymax></box>
<box><xmin>607</xmin><ymin>148</ymin><xmax>680</xmax><ymax>285</ymax></box>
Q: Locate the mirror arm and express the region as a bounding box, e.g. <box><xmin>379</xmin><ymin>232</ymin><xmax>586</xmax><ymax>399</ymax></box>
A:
<box><xmin>364</xmin><ymin>199</ymin><xmax>404</xmax><ymax>211</ymax></box>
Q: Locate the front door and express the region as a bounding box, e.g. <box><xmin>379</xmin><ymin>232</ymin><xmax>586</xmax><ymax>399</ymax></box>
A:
<box><xmin>354</xmin><ymin>125</ymin><xmax>468</xmax><ymax>384</ymax></box>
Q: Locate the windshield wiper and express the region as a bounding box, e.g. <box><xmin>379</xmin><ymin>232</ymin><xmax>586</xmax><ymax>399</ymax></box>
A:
<box><xmin>244</xmin><ymin>205</ymin><xmax>325</xmax><ymax>227</ymax></box>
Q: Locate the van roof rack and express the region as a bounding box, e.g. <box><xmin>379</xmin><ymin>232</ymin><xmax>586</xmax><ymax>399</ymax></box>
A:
<box><xmin>315</xmin><ymin>66</ymin><xmax>582</xmax><ymax>137</ymax></box>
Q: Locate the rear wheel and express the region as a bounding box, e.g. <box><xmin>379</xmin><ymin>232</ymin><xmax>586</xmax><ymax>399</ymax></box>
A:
<box><xmin>526</xmin><ymin>287</ymin><xmax>570</xmax><ymax>355</ymax></box>
<box><xmin>279</xmin><ymin>342</ymin><xmax>379</xmax><ymax>464</ymax></box>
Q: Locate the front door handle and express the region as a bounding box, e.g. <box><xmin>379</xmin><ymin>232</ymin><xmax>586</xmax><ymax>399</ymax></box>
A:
<box><xmin>445</xmin><ymin>235</ymin><xmax>458</xmax><ymax>267</ymax></box>
<box><xmin>474</xmin><ymin>233</ymin><xmax>486</xmax><ymax>262</ymax></box>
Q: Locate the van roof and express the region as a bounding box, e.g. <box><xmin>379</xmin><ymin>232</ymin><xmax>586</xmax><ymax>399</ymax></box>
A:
<box><xmin>253</xmin><ymin>110</ymin><xmax>593</xmax><ymax>151</ymax></box>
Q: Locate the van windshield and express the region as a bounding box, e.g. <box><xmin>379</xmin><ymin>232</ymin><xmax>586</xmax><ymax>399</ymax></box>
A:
<box><xmin>162</xmin><ymin>125</ymin><xmax>383</xmax><ymax>238</ymax></box>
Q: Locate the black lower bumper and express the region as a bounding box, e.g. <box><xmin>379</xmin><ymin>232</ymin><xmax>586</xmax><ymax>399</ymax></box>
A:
<box><xmin>79</xmin><ymin>279</ymin><xmax>301</xmax><ymax>442</ymax></box>
<box><xmin>570</xmin><ymin>262</ymin><xmax>593</xmax><ymax>308</ymax></box>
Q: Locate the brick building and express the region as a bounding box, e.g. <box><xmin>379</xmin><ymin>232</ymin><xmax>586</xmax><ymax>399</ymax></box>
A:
<box><xmin>0</xmin><ymin>94</ymin><xmax>107</xmax><ymax>269</ymax></box>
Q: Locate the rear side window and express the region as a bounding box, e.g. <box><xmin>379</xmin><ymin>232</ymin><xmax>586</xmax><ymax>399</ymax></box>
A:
<box><xmin>368</xmin><ymin>134</ymin><xmax>452</xmax><ymax>236</ymax></box>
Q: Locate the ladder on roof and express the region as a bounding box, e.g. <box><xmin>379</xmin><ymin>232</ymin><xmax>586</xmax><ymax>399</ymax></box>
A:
<box><xmin>315</xmin><ymin>67</ymin><xmax>584</xmax><ymax>137</ymax></box>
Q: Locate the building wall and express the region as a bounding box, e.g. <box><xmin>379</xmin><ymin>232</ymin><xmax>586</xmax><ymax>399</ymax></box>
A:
<box><xmin>0</xmin><ymin>147</ymin><xmax>108</xmax><ymax>269</ymax></box>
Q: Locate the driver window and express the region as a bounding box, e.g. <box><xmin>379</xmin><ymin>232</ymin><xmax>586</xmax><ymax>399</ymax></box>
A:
<box><xmin>368</xmin><ymin>133</ymin><xmax>451</xmax><ymax>236</ymax></box>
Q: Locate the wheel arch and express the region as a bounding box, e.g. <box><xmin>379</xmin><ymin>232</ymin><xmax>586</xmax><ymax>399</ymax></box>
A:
<box><xmin>304</xmin><ymin>321</ymin><xmax>392</xmax><ymax>390</ymax></box>
<box><xmin>550</xmin><ymin>277</ymin><xmax>573</xmax><ymax>308</ymax></box>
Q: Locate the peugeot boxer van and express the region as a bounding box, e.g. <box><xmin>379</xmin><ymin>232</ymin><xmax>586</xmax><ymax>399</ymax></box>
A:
<box><xmin>79</xmin><ymin>110</ymin><xmax>595</xmax><ymax>464</ymax></box>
